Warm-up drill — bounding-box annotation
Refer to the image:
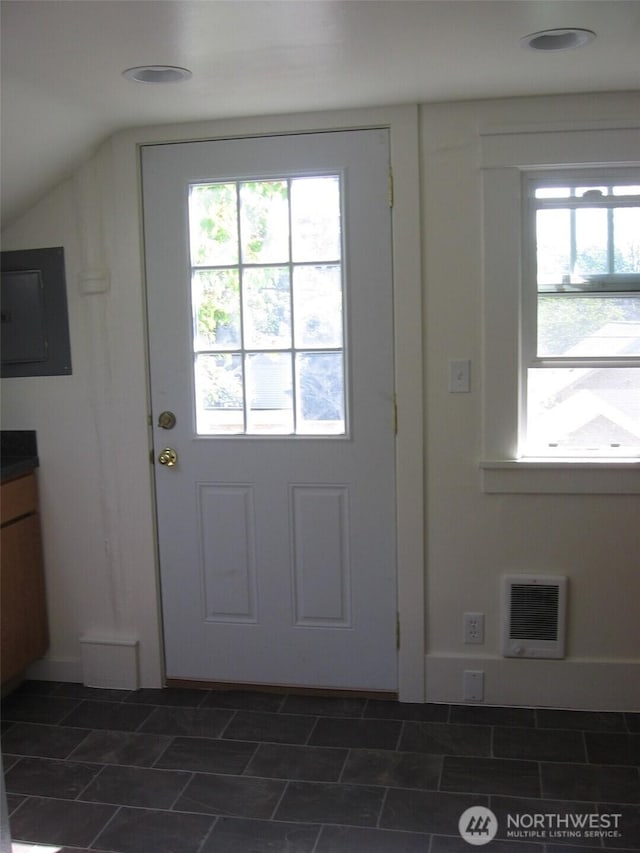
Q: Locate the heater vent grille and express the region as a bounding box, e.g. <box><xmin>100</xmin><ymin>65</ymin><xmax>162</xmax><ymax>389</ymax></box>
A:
<box><xmin>510</xmin><ymin>584</ymin><xmax>559</xmax><ymax>640</ymax></box>
<box><xmin>503</xmin><ymin>575</ymin><xmax>567</xmax><ymax>659</ymax></box>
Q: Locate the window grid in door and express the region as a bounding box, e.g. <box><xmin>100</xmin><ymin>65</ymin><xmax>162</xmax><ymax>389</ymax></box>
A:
<box><xmin>188</xmin><ymin>176</ymin><xmax>346</xmax><ymax>436</ymax></box>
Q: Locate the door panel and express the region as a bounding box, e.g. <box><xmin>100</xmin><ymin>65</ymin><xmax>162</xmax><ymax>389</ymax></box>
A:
<box><xmin>143</xmin><ymin>129</ymin><xmax>397</xmax><ymax>690</ymax></box>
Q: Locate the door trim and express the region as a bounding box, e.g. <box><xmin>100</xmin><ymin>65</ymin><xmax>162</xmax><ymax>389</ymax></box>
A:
<box><xmin>131</xmin><ymin>105</ymin><xmax>424</xmax><ymax>701</ymax></box>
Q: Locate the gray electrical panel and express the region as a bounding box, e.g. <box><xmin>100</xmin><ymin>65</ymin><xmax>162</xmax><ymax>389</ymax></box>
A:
<box><xmin>1</xmin><ymin>246</ymin><xmax>72</xmax><ymax>377</ymax></box>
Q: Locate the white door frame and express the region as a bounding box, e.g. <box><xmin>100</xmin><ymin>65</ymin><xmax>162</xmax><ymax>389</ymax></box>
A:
<box><xmin>131</xmin><ymin>105</ymin><xmax>424</xmax><ymax>701</ymax></box>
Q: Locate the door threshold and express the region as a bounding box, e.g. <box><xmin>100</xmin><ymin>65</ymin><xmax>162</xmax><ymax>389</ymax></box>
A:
<box><xmin>166</xmin><ymin>677</ymin><xmax>397</xmax><ymax>701</ymax></box>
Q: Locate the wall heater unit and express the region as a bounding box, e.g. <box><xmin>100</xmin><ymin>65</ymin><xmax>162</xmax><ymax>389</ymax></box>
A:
<box><xmin>502</xmin><ymin>575</ymin><xmax>567</xmax><ymax>659</ymax></box>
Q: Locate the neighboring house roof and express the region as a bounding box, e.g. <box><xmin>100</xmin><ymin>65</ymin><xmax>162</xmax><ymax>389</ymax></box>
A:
<box><xmin>529</xmin><ymin>321</ymin><xmax>640</xmax><ymax>448</ymax></box>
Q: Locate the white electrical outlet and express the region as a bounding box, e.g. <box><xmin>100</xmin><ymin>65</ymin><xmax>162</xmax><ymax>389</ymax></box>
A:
<box><xmin>464</xmin><ymin>612</ymin><xmax>485</xmax><ymax>644</ymax></box>
<box><xmin>463</xmin><ymin>670</ymin><xmax>484</xmax><ymax>702</ymax></box>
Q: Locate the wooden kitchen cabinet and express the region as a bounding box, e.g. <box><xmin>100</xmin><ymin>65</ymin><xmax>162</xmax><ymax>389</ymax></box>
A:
<box><xmin>1</xmin><ymin>471</ymin><xmax>49</xmax><ymax>684</ymax></box>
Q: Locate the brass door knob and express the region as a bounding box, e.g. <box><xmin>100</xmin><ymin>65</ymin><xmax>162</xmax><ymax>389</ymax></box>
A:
<box><xmin>158</xmin><ymin>447</ymin><xmax>178</xmax><ymax>467</ymax></box>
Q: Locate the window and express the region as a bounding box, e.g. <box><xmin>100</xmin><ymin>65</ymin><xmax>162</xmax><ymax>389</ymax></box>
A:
<box><xmin>188</xmin><ymin>175</ymin><xmax>346</xmax><ymax>435</ymax></box>
<box><xmin>481</xmin><ymin>125</ymin><xmax>640</xmax><ymax>492</ymax></box>
<box><xmin>522</xmin><ymin>172</ymin><xmax>640</xmax><ymax>457</ymax></box>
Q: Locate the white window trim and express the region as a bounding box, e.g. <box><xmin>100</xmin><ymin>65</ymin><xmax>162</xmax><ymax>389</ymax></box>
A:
<box><xmin>480</xmin><ymin>124</ymin><xmax>640</xmax><ymax>494</ymax></box>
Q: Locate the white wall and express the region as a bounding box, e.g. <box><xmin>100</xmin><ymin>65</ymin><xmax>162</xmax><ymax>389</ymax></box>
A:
<box><xmin>1</xmin><ymin>140</ymin><xmax>163</xmax><ymax>687</ymax></box>
<box><xmin>421</xmin><ymin>92</ymin><xmax>640</xmax><ymax>708</ymax></box>
<box><xmin>2</xmin><ymin>92</ymin><xmax>638</xmax><ymax>708</ymax></box>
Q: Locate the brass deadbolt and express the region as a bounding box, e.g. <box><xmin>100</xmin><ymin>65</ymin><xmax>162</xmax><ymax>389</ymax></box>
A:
<box><xmin>158</xmin><ymin>411</ymin><xmax>177</xmax><ymax>430</ymax></box>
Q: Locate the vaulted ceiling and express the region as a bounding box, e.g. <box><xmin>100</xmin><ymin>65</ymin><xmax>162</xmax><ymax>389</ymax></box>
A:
<box><xmin>2</xmin><ymin>0</ymin><xmax>639</xmax><ymax>225</ymax></box>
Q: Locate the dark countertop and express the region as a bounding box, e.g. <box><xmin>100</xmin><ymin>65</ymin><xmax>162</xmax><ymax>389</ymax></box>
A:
<box><xmin>1</xmin><ymin>431</ymin><xmax>39</xmax><ymax>482</ymax></box>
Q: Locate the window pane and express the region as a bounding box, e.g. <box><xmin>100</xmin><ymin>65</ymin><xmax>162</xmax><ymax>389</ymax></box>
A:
<box><xmin>240</xmin><ymin>181</ymin><xmax>289</xmax><ymax>263</ymax></box>
<box><xmin>192</xmin><ymin>269</ymin><xmax>241</xmax><ymax>350</ymax></box>
<box><xmin>536</xmin><ymin>209</ymin><xmax>571</xmax><ymax>287</ymax></box>
<box><xmin>526</xmin><ymin>367</ymin><xmax>640</xmax><ymax>455</ymax></box>
<box><xmin>293</xmin><ymin>265</ymin><xmax>343</xmax><ymax>348</ymax></box>
<box><xmin>613</xmin><ymin>185</ymin><xmax>640</xmax><ymax>196</ymax></box>
<box><xmin>296</xmin><ymin>352</ymin><xmax>345</xmax><ymax>434</ymax></box>
<box><xmin>246</xmin><ymin>352</ymin><xmax>293</xmax><ymax>434</ymax></box>
<box><xmin>195</xmin><ymin>353</ymin><xmax>244</xmax><ymax>434</ymax></box>
<box><xmin>613</xmin><ymin>208</ymin><xmax>640</xmax><ymax>273</ymax></box>
<box><xmin>538</xmin><ymin>295</ymin><xmax>640</xmax><ymax>357</ymax></box>
<box><xmin>291</xmin><ymin>176</ymin><xmax>341</xmax><ymax>262</ymax></box>
<box><xmin>243</xmin><ymin>267</ymin><xmax>291</xmax><ymax>349</ymax></box>
<box><xmin>574</xmin><ymin>207</ymin><xmax>608</xmax><ymax>277</ymax></box>
<box><xmin>535</xmin><ymin>187</ymin><xmax>570</xmax><ymax>199</ymax></box>
<box><xmin>189</xmin><ymin>183</ymin><xmax>238</xmax><ymax>266</ymax></box>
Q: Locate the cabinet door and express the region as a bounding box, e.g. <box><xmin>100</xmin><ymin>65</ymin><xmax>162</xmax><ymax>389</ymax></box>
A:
<box><xmin>1</xmin><ymin>514</ymin><xmax>48</xmax><ymax>682</ymax></box>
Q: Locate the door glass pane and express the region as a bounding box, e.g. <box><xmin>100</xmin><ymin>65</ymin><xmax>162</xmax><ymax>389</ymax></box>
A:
<box><xmin>246</xmin><ymin>352</ymin><xmax>293</xmax><ymax>434</ymax></box>
<box><xmin>195</xmin><ymin>353</ymin><xmax>244</xmax><ymax>434</ymax></box>
<box><xmin>296</xmin><ymin>352</ymin><xmax>345</xmax><ymax>434</ymax></box>
<box><xmin>293</xmin><ymin>265</ymin><xmax>343</xmax><ymax>348</ymax></box>
<box><xmin>189</xmin><ymin>175</ymin><xmax>346</xmax><ymax>436</ymax></box>
<box><xmin>291</xmin><ymin>176</ymin><xmax>341</xmax><ymax>262</ymax></box>
<box><xmin>189</xmin><ymin>183</ymin><xmax>238</xmax><ymax>266</ymax></box>
<box><xmin>243</xmin><ymin>267</ymin><xmax>291</xmax><ymax>349</ymax></box>
<box><xmin>240</xmin><ymin>181</ymin><xmax>289</xmax><ymax>263</ymax></box>
<box><xmin>192</xmin><ymin>269</ymin><xmax>241</xmax><ymax>350</ymax></box>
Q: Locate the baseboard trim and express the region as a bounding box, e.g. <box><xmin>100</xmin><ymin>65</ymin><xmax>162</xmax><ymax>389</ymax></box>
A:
<box><xmin>426</xmin><ymin>654</ymin><xmax>640</xmax><ymax>711</ymax></box>
<box><xmin>26</xmin><ymin>656</ymin><xmax>83</xmax><ymax>684</ymax></box>
<box><xmin>166</xmin><ymin>678</ymin><xmax>396</xmax><ymax>700</ymax></box>
<box><xmin>80</xmin><ymin>636</ymin><xmax>139</xmax><ymax>690</ymax></box>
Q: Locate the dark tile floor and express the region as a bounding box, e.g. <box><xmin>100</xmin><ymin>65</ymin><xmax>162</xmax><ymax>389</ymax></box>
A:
<box><xmin>2</xmin><ymin>681</ymin><xmax>639</xmax><ymax>852</ymax></box>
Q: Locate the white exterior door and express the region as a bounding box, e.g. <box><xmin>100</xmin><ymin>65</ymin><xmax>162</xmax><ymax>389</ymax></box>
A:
<box><xmin>142</xmin><ymin>129</ymin><xmax>397</xmax><ymax>690</ymax></box>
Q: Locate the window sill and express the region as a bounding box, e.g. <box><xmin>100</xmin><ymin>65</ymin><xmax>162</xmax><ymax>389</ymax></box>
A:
<box><xmin>480</xmin><ymin>459</ymin><xmax>640</xmax><ymax>494</ymax></box>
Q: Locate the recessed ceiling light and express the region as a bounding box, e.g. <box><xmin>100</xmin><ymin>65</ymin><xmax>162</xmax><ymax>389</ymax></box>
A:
<box><xmin>520</xmin><ymin>28</ymin><xmax>596</xmax><ymax>52</ymax></box>
<box><xmin>122</xmin><ymin>65</ymin><xmax>192</xmax><ymax>84</ymax></box>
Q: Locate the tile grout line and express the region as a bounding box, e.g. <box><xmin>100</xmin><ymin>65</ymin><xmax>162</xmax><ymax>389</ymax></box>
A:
<box><xmin>376</xmin><ymin>786</ymin><xmax>391</xmax><ymax>829</ymax></box>
<box><xmin>73</xmin><ymin>761</ymin><xmax>107</xmax><ymax>803</ymax></box>
<box><xmin>268</xmin><ymin>778</ymin><xmax>291</xmax><ymax>822</ymax></box>
<box><xmin>217</xmin><ymin>707</ymin><xmax>239</xmax><ymax>739</ymax></box>
<box><xmin>133</xmin><ymin>703</ymin><xmax>155</xmax><ymax>733</ymax></box>
<box><xmin>64</xmin><ymin>726</ymin><xmax>96</xmax><ymax>763</ymax></box>
<box><xmin>581</xmin><ymin>728</ymin><xmax>590</xmax><ymax>764</ymax></box>
<box><xmin>194</xmin><ymin>813</ymin><xmax>219</xmax><ymax>853</ymax></box>
<box><xmin>436</xmin><ymin>751</ymin><xmax>444</xmax><ymax>793</ymax></box>
<box><xmin>304</xmin><ymin>715</ymin><xmax>321</xmax><ymax>746</ymax></box>
<box><xmin>196</xmin><ymin>689</ymin><xmax>212</xmax><ymax>709</ymax></box>
<box><xmin>150</xmin><ymin>732</ymin><xmax>177</xmax><ymax>769</ymax></box>
<box><xmin>86</xmin><ymin>802</ymin><xmax>122</xmax><ymax>851</ymax></box>
<box><xmin>53</xmin><ymin>697</ymin><xmax>85</xmax><ymax>727</ymax></box>
<box><xmin>336</xmin><ymin>747</ymin><xmax>352</xmax><ymax>784</ymax></box>
<box><xmin>537</xmin><ymin>758</ymin><xmax>544</xmax><ymax>800</ymax></box>
<box><xmin>309</xmin><ymin>822</ymin><xmax>324</xmax><ymax>853</ymax></box>
<box><xmin>168</xmin><ymin>769</ymin><xmax>197</xmax><ymax>811</ymax></box>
